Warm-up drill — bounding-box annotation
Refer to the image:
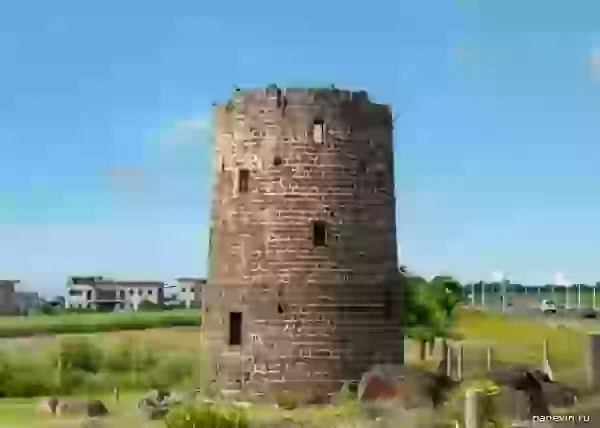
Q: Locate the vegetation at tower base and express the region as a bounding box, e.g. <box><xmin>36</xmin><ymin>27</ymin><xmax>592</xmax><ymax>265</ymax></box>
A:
<box><xmin>400</xmin><ymin>266</ymin><xmax>464</xmax><ymax>360</ymax></box>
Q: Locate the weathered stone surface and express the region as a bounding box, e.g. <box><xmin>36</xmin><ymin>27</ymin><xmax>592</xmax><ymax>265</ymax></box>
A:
<box><xmin>137</xmin><ymin>390</ymin><xmax>173</xmax><ymax>420</ymax></box>
<box><xmin>203</xmin><ymin>86</ymin><xmax>402</xmax><ymax>399</ymax></box>
<box><xmin>136</xmin><ymin>389</ymin><xmax>201</xmax><ymax>420</ymax></box>
<box><xmin>38</xmin><ymin>396</ymin><xmax>58</xmax><ymax>415</ymax></box>
<box><xmin>55</xmin><ymin>398</ymin><xmax>108</xmax><ymax>418</ymax></box>
<box><xmin>358</xmin><ymin>364</ymin><xmax>460</xmax><ymax>409</ymax></box>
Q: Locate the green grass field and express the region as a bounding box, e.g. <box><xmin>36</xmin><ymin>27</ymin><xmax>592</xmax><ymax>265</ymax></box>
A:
<box><xmin>0</xmin><ymin>309</ymin><xmax>592</xmax><ymax>427</ymax></box>
<box><xmin>0</xmin><ymin>309</ymin><xmax>201</xmax><ymax>337</ymax></box>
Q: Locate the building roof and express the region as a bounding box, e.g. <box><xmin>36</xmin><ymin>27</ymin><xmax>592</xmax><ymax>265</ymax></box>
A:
<box><xmin>95</xmin><ymin>280</ymin><xmax>164</xmax><ymax>287</ymax></box>
<box><xmin>176</xmin><ymin>277</ymin><xmax>206</xmax><ymax>283</ymax></box>
<box><xmin>68</xmin><ymin>278</ymin><xmax>164</xmax><ymax>288</ymax></box>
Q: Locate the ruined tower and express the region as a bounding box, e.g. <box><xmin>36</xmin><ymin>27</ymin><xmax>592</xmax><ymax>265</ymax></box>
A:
<box><xmin>203</xmin><ymin>86</ymin><xmax>402</xmax><ymax>399</ymax></box>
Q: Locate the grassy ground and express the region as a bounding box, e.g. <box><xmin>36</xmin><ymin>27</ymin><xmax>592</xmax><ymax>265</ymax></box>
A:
<box><xmin>0</xmin><ymin>309</ymin><xmax>200</xmax><ymax>337</ymax></box>
<box><xmin>0</xmin><ymin>392</ymin><xmax>164</xmax><ymax>428</ymax></box>
<box><xmin>0</xmin><ymin>309</ymin><xmax>594</xmax><ymax>426</ymax></box>
<box><xmin>407</xmin><ymin>308</ymin><xmax>593</xmax><ymax>384</ymax></box>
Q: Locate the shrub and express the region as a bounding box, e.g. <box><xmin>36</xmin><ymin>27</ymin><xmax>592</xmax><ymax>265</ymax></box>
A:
<box><xmin>164</xmin><ymin>403</ymin><xmax>250</xmax><ymax>428</ymax></box>
<box><xmin>102</xmin><ymin>339</ymin><xmax>135</xmax><ymax>372</ymax></box>
<box><xmin>57</xmin><ymin>337</ymin><xmax>102</xmax><ymax>373</ymax></box>
<box><xmin>0</xmin><ymin>332</ymin><xmax>201</xmax><ymax>397</ymax></box>
<box><xmin>145</xmin><ymin>354</ymin><xmax>197</xmax><ymax>390</ymax></box>
<box><xmin>138</xmin><ymin>300</ymin><xmax>162</xmax><ymax>312</ymax></box>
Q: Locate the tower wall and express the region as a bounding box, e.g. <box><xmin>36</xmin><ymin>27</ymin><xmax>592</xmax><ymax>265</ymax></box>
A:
<box><xmin>203</xmin><ymin>86</ymin><xmax>402</xmax><ymax>399</ymax></box>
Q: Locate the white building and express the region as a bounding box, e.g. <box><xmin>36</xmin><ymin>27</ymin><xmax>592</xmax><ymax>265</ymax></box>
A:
<box><xmin>66</xmin><ymin>276</ymin><xmax>165</xmax><ymax>311</ymax></box>
<box><xmin>175</xmin><ymin>277</ymin><xmax>205</xmax><ymax>308</ymax></box>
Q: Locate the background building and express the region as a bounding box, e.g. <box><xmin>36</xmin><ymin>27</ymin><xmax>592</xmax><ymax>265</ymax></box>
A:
<box><xmin>0</xmin><ymin>280</ymin><xmax>18</xmax><ymax>315</ymax></box>
<box><xmin>175</xmin><ymin>277</ymin><xmax>205</xmax><ymax>308</ymax></box>
<box><xmin>13</xmin><ymin>291</ymin><xmax>40</xmax><ymax>315</ymax></box>
<box><xmin>66</xmin><ymin>276</ymin><xmax>165</xmax><ymax>311</ymax></box>
<box><xmin>203</xmin><ymin>86</ymin><xmax>401</xmax><ymax>398</ymax></box>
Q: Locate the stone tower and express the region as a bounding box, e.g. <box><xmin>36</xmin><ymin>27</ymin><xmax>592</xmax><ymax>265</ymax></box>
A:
<box><xmin>203</xmin><ymin>86</ymin><xmax>402</xmax><ymax>400</ymax></box>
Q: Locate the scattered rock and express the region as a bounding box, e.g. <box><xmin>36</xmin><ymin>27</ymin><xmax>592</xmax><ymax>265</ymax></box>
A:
<box><xmin>38</xmin><ymin>396</ymin><xmax>58</xmax><ymax>415</ymax></box>
<box><xmin>137</xmin><ymin>390</ymin><xmax>171</xmax><ymax>420</ymax></box>
<box><xmin>85</xmin><ymin>400</ymin><xmax>109</xmax><ymax>418</ymax></box>
<box><xmin>56</xmin><ymin>398</ymin><xmax>108</xmax><ymax>418</ymax></box>
<box><xmin>358</xmin><ymin>364</ymin><xmax>459</xmax><ymax>409</ymax></box>
<box><xmin>137</xmin><ymin>388</ymin><xmax>200</xmax><ymax>420</ymax></box>
<box><xmin>38</xmin><ymin>397</ymin><xmax>108</xmax><ymax>418</ymax></box>
<box><xmin>487</xmin><ymin>365</ymin><xmax>579</xmax><ymax>419</ymax></box>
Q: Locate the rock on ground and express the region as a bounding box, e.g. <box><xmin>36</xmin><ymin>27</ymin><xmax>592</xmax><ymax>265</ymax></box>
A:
<box><xmin>56</xmin><ymin>398</ymin><xmax>109</xmax><ymax>418</ymax></box>
<box><xmin>38</xmin><ymin>397</ymin><xmax>108</xmax><ymax>418</ymax></box>
<box><xmin>38</xmin><ymin>397</ymin><xmax>58</xmax><ymax>415</ymax></box>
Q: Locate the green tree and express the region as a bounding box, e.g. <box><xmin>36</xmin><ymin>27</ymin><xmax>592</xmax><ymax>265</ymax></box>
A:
<box><xmin>401</xmin><ymin>269</ymin><xmax>463</xmax><ymax>360</ymax></box>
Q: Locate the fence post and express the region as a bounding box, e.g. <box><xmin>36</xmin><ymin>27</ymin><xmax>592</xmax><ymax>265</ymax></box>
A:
<box><xmin>586</xmin><ymin>333</ymin><xmax>600</xmax><ymax>392</ymax></box>
<box><xmin>445</xmin><ymin>341</ymin><xmax>452</xmax><ymax>377</ymax></box>
<box><xmin>457</xmin><ymin>345</ymin><xmax>464</xmax><ymax>381</ymax></box>
<box><xmin>465</xmin><ymin>388</ymin><xmax>482</xmax><ymax>428</ymax></box>
<box><xmin>56</xmin><ymin>344</ymin><xmax>63</xmax><ymax>393</ymax></box>
<box><xmin>486</xmin><ymin>346</ymin><xmax>493</xmax><ymax>372</ymax></box>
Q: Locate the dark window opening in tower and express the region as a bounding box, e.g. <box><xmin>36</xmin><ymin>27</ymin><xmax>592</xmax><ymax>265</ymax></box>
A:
<box><xmin>358</xmin><ymin>160</ymin><xmax>367</xmax><ymax>174</ymax></box>
<box><xmin>312</xmin><ymin>221</ymin><xmax>328</xmax><ymax>247</ymax></box>
<box><xmin>277</xmin><ymin>303</ymin><xmax>284</xmax><ymax>314</ymax></box>
<box><xmin>221</xmin><ymin>161</ymin><xmax>225</xmax><ymax>172</ymax></box>
<box><xmin>313</xmin><ymin>118</ymin><xmax>325</xmax><ymax>143</ymax></box>
<box><xmin>273</xmin><ymin>155</ymin><xmax>282</xmax><ymax>166</ymax></box>
<box><xmin>228</xmin><ymin>312</ymin><xmax>242</xmax><ymax>345</ymax></box>
<box><xmin>238</xmin><ymin>169</ymin><xmax>249</xmax><ymax>193</ymax></box>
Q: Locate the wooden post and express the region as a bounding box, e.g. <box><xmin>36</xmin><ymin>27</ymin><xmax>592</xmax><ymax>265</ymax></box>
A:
<box><xmin>446</xmin><ymin>343</ymin><xmax>453</xmax><ymax>378</ymax></box>
<box><xmin>542</xmin><ymin>339</ymin><xmax>549</xmax><ymax>362</ymax></box>
<box><xmin>486</xmin><ymin>346</ymin><xmax>493</xmax><ymax>372</ymax></box>
<box><xmin>587</xmin><ymin>333</ymin><xmax>600</xmax><ymax>391</ymax></box>
<box><xmin>457</xmin><ymin>345</ymin><xmax>464</xmax><ymax>381</ymax></box>
<box><xmin>465</xmin><ymin>389</ymin><xmax>482</xmax><ymax>428</ymax></box>
<box><xmin>441</xmin><ymin>340</ymin><xmax>449</xmax><ymax>374</ymax></box>
<box><xmin>56</xmin><ymin>346</ymin><xmax>63</xmax><ymax>393</ymax></box>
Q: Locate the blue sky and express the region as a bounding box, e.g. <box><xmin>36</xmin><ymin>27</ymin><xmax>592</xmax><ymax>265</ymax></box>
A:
<box><xmin>1</xmin><ymin>0</ymin><xmax>600</xmax><ymax>294</ymax></box>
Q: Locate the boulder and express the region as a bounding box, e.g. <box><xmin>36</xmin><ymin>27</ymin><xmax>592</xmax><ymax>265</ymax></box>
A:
<box><xmin>38</xmin><ymin>397</ymin><xmax>59</xmax><ymax>415</ymax></box>
<box><xmin>487</xmin><ymin>365</ymin><xmax>579</xmax><ymax>418</ymax></box>
<box><xmin>55</xmin><ymin>398</ymin><xmax>108</xmax><ymax>418</ymax></box>
<box><xmin>137</xmin><ymin>389</ymin><xmax>178</xmax><ymax>420</ymax></box>
<box><xmin>358</xmin><ymin>364</ymin><xmax>459</xmax><ymax>409</ymax></box>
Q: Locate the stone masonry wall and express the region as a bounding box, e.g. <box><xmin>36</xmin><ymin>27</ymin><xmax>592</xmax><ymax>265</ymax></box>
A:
<box><xmin>203</xmin><ymin>86</ymin><xmax>402</xmax><ymax>399</ymax></box>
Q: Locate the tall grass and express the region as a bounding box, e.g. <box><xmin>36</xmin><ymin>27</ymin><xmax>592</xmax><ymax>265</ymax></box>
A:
<box><xmin>0</xmin><ymin>334</ymin><xmax>203</xmax><ymax>397</ymax></box>
<box><xmin>0</xmin><ymin>309</ymin><xmax>200</xmax><ymax>337</ymax></box>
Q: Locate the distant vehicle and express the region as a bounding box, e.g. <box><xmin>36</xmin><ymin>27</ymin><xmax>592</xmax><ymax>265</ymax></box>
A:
<box><xmin>541</xmin><ymin>299</ymin><xmax>557</xmax><ymax>313</ymax></box>
<box><xmin>579</xmin><ymin>308</ymin><xmax>598</xmax><ymax>319</ymax></box>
